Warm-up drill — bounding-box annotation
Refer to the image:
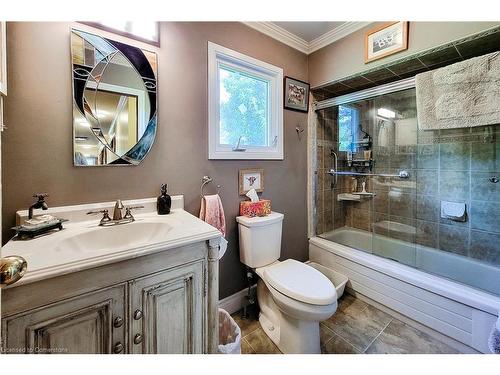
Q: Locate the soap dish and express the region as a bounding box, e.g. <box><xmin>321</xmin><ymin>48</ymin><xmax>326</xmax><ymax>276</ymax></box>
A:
<box><xmin>12</xmin><ymin>218</ymin><xmax>68</xmax><ymax>240</ymax></box>
<box><xmin>353</xmin><ymin>191</ymin><xmax>377</xmax><ymax>197</ymax></box>
<box><xmin>337</xmin><ymin>193</ymin><xmax>363</xmax><ymax>201</ymax></box>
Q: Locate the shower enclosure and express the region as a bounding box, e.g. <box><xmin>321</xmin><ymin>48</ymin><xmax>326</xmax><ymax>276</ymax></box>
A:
<box><xmin>313</xmin><ymin>79</ymin><xmax>500</xmax><ymax>297</ymax></box>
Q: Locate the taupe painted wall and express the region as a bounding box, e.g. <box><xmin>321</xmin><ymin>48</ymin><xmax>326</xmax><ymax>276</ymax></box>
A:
<box><xmin>308</xmin><ymin>21</ymin><xmax>500</xmax><ymax>87</ymax></box>
<box><xmin>6</xmin><ymin>21</ymin><xmax>495</xmax><ymax>301</ymax></box>
<box><xmin>2</xmin><ymin>22</ymin><xmax>309</xmax><ymax>299</ymax></box>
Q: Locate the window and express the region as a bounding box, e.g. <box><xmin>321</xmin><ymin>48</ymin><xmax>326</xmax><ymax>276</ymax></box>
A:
<box><xmin>338</xmin><ymin>105</ymin><xmax>359</xmax><ymax>152</ymax></box>
<box><xmin>81</xmin><ymin>22</ymin><xmax>159</xmax><ymax>46</ymax></box>
<box><xmin>208</xmin><ymin>42</ymin><xmax>283</xmax><ymax>160</ymax></box>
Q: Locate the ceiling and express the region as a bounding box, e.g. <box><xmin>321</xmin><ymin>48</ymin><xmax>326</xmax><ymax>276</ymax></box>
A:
<box><xmin>272</xmin><ymin>22</ymin><xmax>345</xmax><ymax>42</ymax></box>
<box><xmin>244</xmin><ymin>22</ymin><xmax>372</xmax><ymax>54</ymax></box>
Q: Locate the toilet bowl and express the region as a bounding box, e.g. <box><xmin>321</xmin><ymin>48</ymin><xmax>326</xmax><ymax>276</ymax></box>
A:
<box><xmin>236</xmin><ymin>212</ymin><xmax>337</xmax><ymax>354</ymax></box>
<box><xmin>255</xmin><ymin>259</ymin><xmax>337</xmax><ymax>353</ymax></box>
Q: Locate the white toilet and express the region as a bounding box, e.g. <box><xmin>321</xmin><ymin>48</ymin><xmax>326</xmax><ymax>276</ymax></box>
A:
<box><xmin>236</xmin><ymin>212</ymin><xmax>337</xmax><ymax>354</ymax></box>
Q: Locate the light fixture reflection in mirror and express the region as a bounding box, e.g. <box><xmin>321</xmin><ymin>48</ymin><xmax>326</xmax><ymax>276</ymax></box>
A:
<box><xmin>71</xmin><ymin>29</ymin><xmax>158</xmax><ymax>166</ymax></box>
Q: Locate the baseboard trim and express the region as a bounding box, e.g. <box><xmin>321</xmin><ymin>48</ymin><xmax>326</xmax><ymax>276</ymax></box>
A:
<box><xmin>219</xmin><ymin>285</ymin><xmax>256</xmax><ymax>315</ymax></box>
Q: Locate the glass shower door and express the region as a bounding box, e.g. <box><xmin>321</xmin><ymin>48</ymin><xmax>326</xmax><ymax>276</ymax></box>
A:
<box><xmin>315</xmin><ymin>88</ymin><xmax>420</xmax><ymax>265</ymax></box>
<box><xmin>370</xmin><ymin>89</ymin><xmax>418</xmax><ymax>267</ymax></box>
<box><xmin>414</xmin><ymin>120</ymin><xmax>500</xmax><ymax>296</ymax></box>
<box><xmin>315</xmin><ymin>81</ymin><xmax>500</xmax><ymax>296</ymax></box>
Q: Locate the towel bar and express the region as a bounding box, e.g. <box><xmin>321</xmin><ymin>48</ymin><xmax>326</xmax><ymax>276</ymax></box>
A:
<box><xmin>201</xmin><ymin>176</ymin><xmax>222</xmax><ymax>197</ymax></box>
<box><xmin>326</xmin><ymin>169</ymin><xmax>410</xmax><ymax>179</ymax></box>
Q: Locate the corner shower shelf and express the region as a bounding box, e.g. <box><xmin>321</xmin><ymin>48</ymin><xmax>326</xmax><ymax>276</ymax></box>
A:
<box><xmin>337</xmin><ymin>193</ymin><xmax>375</xmax><ymax>202</ymax></box>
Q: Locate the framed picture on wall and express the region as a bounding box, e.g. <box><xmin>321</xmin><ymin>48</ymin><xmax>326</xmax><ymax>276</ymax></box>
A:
<box><xmin>365</xmin><ymin>22</ymin><xmax>409</xmax><ymax>63</ymax></box>
<box><xmin>239</xmin><ymin>169</ymin><xmax>264</xmax><ymax>195</ymax></box>
<box><xmin>284</xmin><ymin>76</ymin><xmax>310</xmax><ymax>113</ymax></box>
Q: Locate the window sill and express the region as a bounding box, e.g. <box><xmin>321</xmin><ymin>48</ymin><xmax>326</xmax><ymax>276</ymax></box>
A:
<box><xmin>208</xmin><ymin>149</ymin><xmax>283</xmax><ymax>160</ymax></box>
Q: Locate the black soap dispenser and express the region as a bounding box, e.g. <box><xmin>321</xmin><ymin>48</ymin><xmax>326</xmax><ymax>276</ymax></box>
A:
<box><xmin>157</xmin><ymin>184</ymin><xmax>171</xmax><ymax>215</ymax></box>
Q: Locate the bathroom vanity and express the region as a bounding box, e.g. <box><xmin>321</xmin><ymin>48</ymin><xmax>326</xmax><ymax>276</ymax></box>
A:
<box><xmin>1</xmin><ymin>196</ymin><xmax>222</xmax><ymax>354</ymax></box>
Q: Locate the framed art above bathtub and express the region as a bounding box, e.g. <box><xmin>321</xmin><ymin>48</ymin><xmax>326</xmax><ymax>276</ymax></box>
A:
<box><xmin>365</xmin><ymin>21</ymin><xmax>409</xmax><ymax>63</ymax></box>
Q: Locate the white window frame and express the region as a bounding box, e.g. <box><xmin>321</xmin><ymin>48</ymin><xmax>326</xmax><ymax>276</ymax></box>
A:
<box><xmin>208</xmin><ymin>41</ymin><xmax>283</xmax><ymax>160</ymax></box>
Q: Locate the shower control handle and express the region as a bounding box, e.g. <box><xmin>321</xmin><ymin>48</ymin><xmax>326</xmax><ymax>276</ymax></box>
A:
<box><xmin>398</xmin><ymin>170</ymin><xmax>410</xmax><ymax>179</ymax></box>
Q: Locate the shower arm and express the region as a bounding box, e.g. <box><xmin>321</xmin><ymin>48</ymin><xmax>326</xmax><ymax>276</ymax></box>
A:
<box><xmin>327</xmin><ymin>169</ymin><xmax>411</xmax><ymax>179</ymax></box>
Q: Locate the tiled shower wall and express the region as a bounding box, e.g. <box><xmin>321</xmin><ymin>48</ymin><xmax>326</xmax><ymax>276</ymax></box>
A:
<box><xmin>315</xmin><ymin>106</ymin><xmax>346</xmax><ymax>234</ymax></box>
<box><xmin>413</xmin><ymin>124</ymin><xmax>500</xmax><ymax>265</ymax></box>
<box><xmin>315</xmin><ymin>93</ymin><xmax>500</xmax><ymax>266</ymax></box>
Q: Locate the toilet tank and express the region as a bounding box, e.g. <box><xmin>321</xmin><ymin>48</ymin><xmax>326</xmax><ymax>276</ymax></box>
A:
<box><xmin>236</xmin><ymin>212</ymin><xmax>284</xmax><ymax>268</ymax></box>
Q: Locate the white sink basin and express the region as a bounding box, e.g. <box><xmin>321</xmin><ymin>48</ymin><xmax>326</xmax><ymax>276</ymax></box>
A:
<box><xmin>53</xmin><ymin>221</ymin><xmax>172</xmax><ymax>254</ymax></box>
<box><xmin>3</xmin><ymin>201</ymin><xmax>222</xmax><ymax>287</ymax></box>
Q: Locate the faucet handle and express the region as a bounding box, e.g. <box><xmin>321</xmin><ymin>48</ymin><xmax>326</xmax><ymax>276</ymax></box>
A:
<box><xmin>87</xmin><ymin>209</ymin><xmax>111</xmax><ymax>225</ymax></box>
<box><xmin>127</xmin><ymin>205</ymin><xmax>145</xmax><ymax>210</ymax></box>
<box><xmin>124</xmin><ymin>206</ymin><xmax>144</xmax><ymax>220</ymax></box>
<box><xmin>87</xmin><ymin>209</ymin><xmax>109</xmax><ymax>215</ymax></box>
<box><xmin>33</xmin><ymin>193</ymin><xmax>48</xmax><ymax>199</ymax></box>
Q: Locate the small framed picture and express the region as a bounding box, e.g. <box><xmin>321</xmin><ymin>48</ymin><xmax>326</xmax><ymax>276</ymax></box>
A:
<box><xmin>365</xmin><ymin>21</ymin><xmax>408</xmax><ymax>63</ymax></box>
<box><xmin>239</xmin><ymin>169</ymin><xmax>264</xmax><ymax>195</ymax></box>
<box><xmin>284</xmin><ymin>76</ymin><xmax>310</xmax><ymax>113</ymax></box>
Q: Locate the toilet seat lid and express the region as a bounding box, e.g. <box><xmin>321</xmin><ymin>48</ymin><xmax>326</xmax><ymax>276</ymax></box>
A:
<box><xmin>263</xmin><ymin>259</ymin><xmax>336</xmax><ymax>305</ymax></box>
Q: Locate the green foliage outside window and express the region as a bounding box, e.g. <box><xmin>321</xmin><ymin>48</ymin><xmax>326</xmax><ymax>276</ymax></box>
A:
<box><xmin>338</xmin><ymin>105</ymin><xmax>358</xmax><ymax>152</ymax></box>
<box><xmin>219</xmin><ymin>66</ymin><xmax>269</xmax><ymax>147</ymax></box>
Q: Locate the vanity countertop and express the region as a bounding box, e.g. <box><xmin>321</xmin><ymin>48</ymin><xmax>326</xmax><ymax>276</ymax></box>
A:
<box><xmin>2</xmin><ymin>196</ymin><xmax>221</xmax><ymax>288</ymax></box>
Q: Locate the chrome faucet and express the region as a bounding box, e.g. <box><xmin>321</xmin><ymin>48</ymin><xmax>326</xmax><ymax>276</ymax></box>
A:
<box><xmin>113</xmin><ymin>200</ymin><xmax>125</xmax><ymax>220</ymax></box>
<box><xmin>28</xmin><ymin>193</ymin><xmax>49</xmax><ymax>219</ymax></box>
<box><xmin>87</xmin><ymin>200</ymin><xmax>144</xmax><ymax>226</ymax></box>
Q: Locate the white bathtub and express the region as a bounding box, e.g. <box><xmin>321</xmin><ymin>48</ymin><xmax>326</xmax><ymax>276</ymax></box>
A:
<box><xmin>309</xmin><ymin>227</ymin><xmax>500</xmax><ymax>353</ymax></box>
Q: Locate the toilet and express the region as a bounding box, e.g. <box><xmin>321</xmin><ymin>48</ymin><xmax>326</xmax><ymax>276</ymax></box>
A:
<box><xmin>236</xmin><ymin>212</ymin><xmax>337</xmax><ymax>354</ymax></box>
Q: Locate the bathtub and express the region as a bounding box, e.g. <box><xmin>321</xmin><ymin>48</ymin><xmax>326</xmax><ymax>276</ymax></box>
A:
<box><xmin>309</xmin><ymin>227</ymin><xmax>500</xmax><ymax>353</ymax></box>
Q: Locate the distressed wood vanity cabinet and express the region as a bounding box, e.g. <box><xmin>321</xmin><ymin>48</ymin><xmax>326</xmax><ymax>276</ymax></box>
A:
<box><xmin>1</xmin><ymin>197</ymin><xmax>221</xmax><ymax>354</ymax></box>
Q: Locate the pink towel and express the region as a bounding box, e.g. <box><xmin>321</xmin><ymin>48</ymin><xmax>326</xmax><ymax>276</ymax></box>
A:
<box><xmin>199</xmin><ymin>194</ymin><xmax>226</xmax><ymax>237</ymax></box>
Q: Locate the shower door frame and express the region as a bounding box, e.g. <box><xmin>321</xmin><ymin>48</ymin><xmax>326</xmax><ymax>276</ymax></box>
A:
<box><xmin>314</xmin><ymin>77</ymin><xmax>416</xmax><ymax>110</ymax></box>
<box><xmin>308</xmin><ymin>77</ymin><xmax>416</xmax><ymax>238</ymax></box>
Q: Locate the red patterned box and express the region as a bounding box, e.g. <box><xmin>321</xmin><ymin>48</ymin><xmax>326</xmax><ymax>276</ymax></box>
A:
<box><xmin>239</xmin><ymin>200</ymin><xmax>271</xmax><ymax>217</ymax></box>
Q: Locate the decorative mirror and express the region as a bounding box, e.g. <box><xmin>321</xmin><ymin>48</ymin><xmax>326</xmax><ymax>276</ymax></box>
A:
<box><xmin>71</xmin><ymin>29</ymin><xmax>157</xmax><ymax>166</ymax></box>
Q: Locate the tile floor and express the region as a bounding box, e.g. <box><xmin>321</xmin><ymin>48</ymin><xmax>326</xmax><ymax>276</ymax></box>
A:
<box><xmin>232</xmin><ymin>293</ymin><xmax>458</xmax><ymax>354</ymax></box>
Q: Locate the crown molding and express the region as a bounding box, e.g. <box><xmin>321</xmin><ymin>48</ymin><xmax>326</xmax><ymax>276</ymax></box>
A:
<box><xmin>308</xmin><ymin>21</ymin><xmax>372</xmax><ymax>53</ymax></box>
<box><xmin>243</xmin><ymin>22</ymin><xmax>373</xmax><ymax>55</ymax></box>
<box><xmin>243</xmin><ymin>22</ymin><xmax>310</xmax><ymax>54</ymax></box>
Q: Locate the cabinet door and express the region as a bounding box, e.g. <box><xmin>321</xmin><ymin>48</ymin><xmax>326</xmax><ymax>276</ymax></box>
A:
<box><xmin>129</xmin><ymin>261</ymin><xmax>205</xmax><ymax>354</ymax></box>
<box><xmin>1</xmin><ymin>284</ymin><xmax>127</xmax><ymax>354</ymax></box>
